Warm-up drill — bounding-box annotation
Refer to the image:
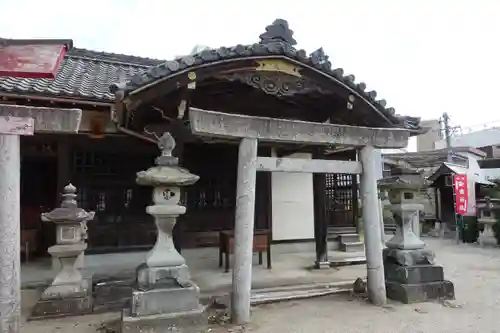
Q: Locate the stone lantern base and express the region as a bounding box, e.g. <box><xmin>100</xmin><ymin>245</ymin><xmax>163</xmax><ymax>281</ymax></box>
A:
<box><xmin>121</xmin><ymin>293</ymin><xmax>206</xmax><ymax>333</ymax></box>
<box><xmin>31</xmin><ymin>244</ymin><xmax>93</xmax><ymax>319</ymax></box>
<box><xmin>121</xmin><ymin>268</ymin><xmax>206</xmax><ymax>331</ymax></box>
<box><xmin>31</xmin><ymin>278</ymin><xmax>93</xmax><ymax>320</ymax></box>
<box><xmin>382</xmin><ymin>203</ymin><xmax>455</xmax><ymax>304</ymax></box>
<box><xmin>383</xmin><ymin>248</ymin><xmax>455</xmax><ymax>304</ymax></box>
<box><xmin>121</xmin><ymin>264</ymin><xmax>206</xmax><ymax>333</ymax></box>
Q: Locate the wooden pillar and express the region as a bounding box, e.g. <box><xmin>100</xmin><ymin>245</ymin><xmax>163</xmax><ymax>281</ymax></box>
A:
<box><xmin>313</xmin><ymin>149</ymin><xmax>329</xmax><ymax>269</ymax></box>
<box><xmin>231</xmin><ymin>138</ymin><xmax>258</xmax><ymax>324</ymax></box>
<box><xmin>54</xmin><ymin>137</ymin><xmax>82</xmax><ymax>271</ymax></box>
<box><xmin>434</xmin><ymin>187</ymin><xmax>440</xmax><ymax>221</ymax></box>
<box><xmin>359</xmin><ymin>145</ymin><xmax>386</xmax><ymax>305</ymax></box>
<box><xmin>0</xmin><ymin>134</ymin><xmax>21</xmax><ymax>333</ymax></box>
<box><xmin>56</xmin><ymin>138</ymin><xmax>71</xmax><ymax>203</ymax></box>
<box><xmin>172</xmin><ymin>123</ymin><xmax>185</xmax><ymax>254</ymax></box>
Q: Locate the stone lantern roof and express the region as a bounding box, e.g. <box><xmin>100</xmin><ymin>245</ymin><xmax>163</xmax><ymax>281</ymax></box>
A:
<box><xmin>136</xmin><ymin>132</ymin><xmax>199</xmax><ymax>187</ymax></box>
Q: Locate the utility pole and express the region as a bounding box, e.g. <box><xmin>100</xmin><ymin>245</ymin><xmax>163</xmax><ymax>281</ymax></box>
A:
<box><xmin>442</xmin><ymin>112</ymin><xmax>452</xmax><ymax>162</ymax></box>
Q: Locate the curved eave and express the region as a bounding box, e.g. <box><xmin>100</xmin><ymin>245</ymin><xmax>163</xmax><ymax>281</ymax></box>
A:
<box><xmin>110</xmin><ymin>44</ymin><xmax>417</xmax><ymax>127</ymax></box>
<box><xmin>110</xmin><ymin>38</ymin><xmax>422</xmax><ymax>131</ymax></box>
<box><xmin>123</xmin><ymin>55</ymin><xmax>399</xmax><ymax>126</ymax></box>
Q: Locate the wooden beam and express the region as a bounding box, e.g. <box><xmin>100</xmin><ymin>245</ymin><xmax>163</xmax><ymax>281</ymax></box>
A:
<box><xmin>189</xmin><ymin>108</ymin><xmax>410</xmax><ymax>149</ymax></box>
<box><xmin>256</xmin><ymin>157</ymin><xmax>362</xmax><ymax>174</ymax></box>
<box><xmin>0</xmin><ymin>104</ymin><xmax>82</xmax><ymax>133</ymax></box>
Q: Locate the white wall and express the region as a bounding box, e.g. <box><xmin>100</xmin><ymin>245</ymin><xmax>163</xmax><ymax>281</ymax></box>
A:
<box><xmin>435</xmin><ymin>127</ymin><xmax>500</xmax><ymax>149</ymax></box>
<box><xmin>271</xmin><ymin>152</ymin><xmax>315</xmax><ymax>241</ymax></box>
<box><xmin>483</xmin><ymin>168</ymin><xmax>500</xmax><ymax>180</ymax></box>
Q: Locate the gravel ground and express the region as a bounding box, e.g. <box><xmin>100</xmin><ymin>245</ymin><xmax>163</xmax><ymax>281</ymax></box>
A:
<box><xmin>21</xmin><ymin>238</ymin><xmax>500</xmax><ymax>333</ymax></box>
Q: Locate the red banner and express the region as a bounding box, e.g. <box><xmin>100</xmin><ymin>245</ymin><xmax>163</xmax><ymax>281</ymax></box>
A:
<box><xmin>0</xmin><ymin>43</ymin><xmax>67</xmax><ymax>79</ymax></box>
<box><xmin>453</xmin><ymin>174</ymin><xmax>468</xmax><ymax>215</ymax></box>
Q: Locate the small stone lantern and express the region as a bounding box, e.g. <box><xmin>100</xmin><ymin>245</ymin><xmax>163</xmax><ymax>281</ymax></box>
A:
<box><xmin>378</xmin><ymin>176</ymin><xmax>454</xmax><ymax>304</ymax></box>
<box><xmin>477</xmin><ymin>197</ymin><xmax>500</xmax><ymax>247</ymax></box>
<box><xmin>31</xmin><ymin>183</ymin><xmax>95</xmax><ymax>319</ymax></box>
<box><xmin>121</xmin><ymin>132</ymin><xmax>205</xmax><ymax>332</ymax></box>
<box><xmin>380</xmin><ymin>178</ymin><xmax>425</xmax><ymax>249</ymax></box>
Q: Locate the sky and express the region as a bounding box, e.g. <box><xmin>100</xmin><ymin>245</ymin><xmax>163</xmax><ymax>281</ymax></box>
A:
<box><xmin>1</xmin><ymin>0</ymin><xmax>499</xmax><ymax>151</ymax></box>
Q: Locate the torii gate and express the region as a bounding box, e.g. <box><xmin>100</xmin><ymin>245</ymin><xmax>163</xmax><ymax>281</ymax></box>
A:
<box><xmin>189</xmin><ymin>107</ymin><xmax>413</xmax><ymax>324</ymax></box>
<box><xmin>0</xmin><ymin>39</ymin><xmax>82</xmax><ymax>333</ymax></box>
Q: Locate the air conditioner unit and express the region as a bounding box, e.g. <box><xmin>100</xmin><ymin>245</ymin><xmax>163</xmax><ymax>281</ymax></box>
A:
<box><xmin>444</xmin><ymin>175</ymin><xmax>453</xmax><ymax>187</ymax></box>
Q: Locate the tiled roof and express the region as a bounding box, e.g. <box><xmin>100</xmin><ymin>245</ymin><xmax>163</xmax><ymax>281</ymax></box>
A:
<box><xmin>0</xmin><ymin>48</ymin><xmax>163</xmax><ymax>102</ymax></box>
<box><xmin>111</xmin><ymin>19</ymin><xmax>421</xmax><ymax>131</ymax></box>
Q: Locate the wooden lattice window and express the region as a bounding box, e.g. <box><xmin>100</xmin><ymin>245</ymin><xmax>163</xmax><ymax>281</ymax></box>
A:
<box><xmin>324</xmin><ymin>173</ymin><xmax>358</xmax><ymax>228</ymax></box>
<box><xmin>72</xmin><ymin>149</ymin><xmax>157</xmax><ymax>250</ymax></box>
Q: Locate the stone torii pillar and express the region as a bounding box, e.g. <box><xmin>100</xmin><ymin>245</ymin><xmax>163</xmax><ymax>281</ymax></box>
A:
<box><xmin>359</xmin><ymin>146</ymin><xmax>387</xmax><ymax>305</ymax></box>
<box><xmin>0</xmin><ymin>104</ymin><xmax>81</xmax><ymax>333</ymax></box>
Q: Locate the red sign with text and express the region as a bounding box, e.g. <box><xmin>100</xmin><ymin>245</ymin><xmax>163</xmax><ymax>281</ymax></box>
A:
<box><xmin>0</xmin><ymin>43</ymin><xmax>67</xmax><ymax>79</ymax></box>
<box><xmin>453</xmin><ymin>174</ymin><xmax>468</xmax><ymax>215</ymax></box>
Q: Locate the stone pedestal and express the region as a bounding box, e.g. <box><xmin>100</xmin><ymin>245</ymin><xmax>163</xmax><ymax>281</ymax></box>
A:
<box><xmin>386</xmin><ymin>204</ymin><xmax>425</xmax><ymax>250</ymax></box>
<box><xmin>479</xmin><ymin>220</ymin><xmax>497</xmax><ymax>247</ymax></box>
<box><xmin>383</xmin><ymin>203</ymin><xmax>455</xmax><ymax>304</ymax></box>
<box><xmin>429</xmin><ymin>221</ymin><xmax>442</xmax><ymax>237</ymax></box>
<box><xmin>121</xmin><ymin>133</ymin><xmax>206</xmax><ymax>333</ymax></box>
<box><xmin>477</xmin><ymin>197</ymin><xmax>500</xmax><ymax>247</ymax></box>
<box><xmin>52</xmin><ymin>252</ymin><xmax>84</xmax><ymax>272</ymax></box>
<box><xmin>31</xmin><ymin>184</ymin><xmax>95</xmax><ymax>319</ymax></box>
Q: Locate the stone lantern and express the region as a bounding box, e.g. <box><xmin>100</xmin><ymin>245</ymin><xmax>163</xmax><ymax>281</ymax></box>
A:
<box><xmin>380</xmin><ymin>177</ymin><xmax>425</xmax><ymax>248</ymax></box>
<box><xmin>31</xmin><ymin>183</ymin><xmax>95</xmax><ymax>319</ymax></box>
<box><xmin>477</xmin><ymin>197</ymin><xmax>500</xmax><ymax>247</ymax></box>
<box><xmin>121</xmin><ymin>132</ymin><xmax>205</xmax><ymax>333</ymax></box>
<box><xmin>378</xmin><ymin>176</ymin><xmax>454</xmax><ymax>304</ymax></box>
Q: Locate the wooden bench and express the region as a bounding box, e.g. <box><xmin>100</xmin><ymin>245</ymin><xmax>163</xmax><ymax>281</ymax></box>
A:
<box><xmin>218</xmin><ymin>230</ymin><xmax>271</xmax><ymax>273</ymax></box>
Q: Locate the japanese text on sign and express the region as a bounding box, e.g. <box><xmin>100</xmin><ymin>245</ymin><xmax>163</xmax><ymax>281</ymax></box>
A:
<box><xmin>453</xmin><ymin>174</ymin><xmax>468</xmax><ymax>215</ymax></box>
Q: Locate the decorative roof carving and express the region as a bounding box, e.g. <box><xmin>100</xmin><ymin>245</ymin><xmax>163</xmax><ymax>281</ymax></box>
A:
<box><xmin>218</xmin><ymin>72</ymin><xmax>328</xmax><ymax>97</ymax></box>
<box><xmin>310</xmin><ymin>48</ymin><xmax>329</xmax><ymax>66</ymax></box>
<box><xmin>259</xmin><ymin>19</ymin><xmax>297</xmax><ymax>46</ymax></box>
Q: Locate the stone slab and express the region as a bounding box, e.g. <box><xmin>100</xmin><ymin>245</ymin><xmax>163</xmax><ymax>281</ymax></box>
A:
<box><xmin>131</xmin><ymin>284</ymin><xmax>202</xmax><ymax>317</ymax></box>
<box><xmin>386</xmin><ymin>280</ymin><xmax>455</xmax><ymax>304</ymax></box>
<box><xmin>0</xmin><ymin>116</ymin><xmax>34</xmax><ymax>135</ymax></box>
<box><xmin>93</xmin><ymin>278</ymin><xmax>134</xmax><ymax>313</ymax></box>
<box><xmin>339</xmin><ymin>241</ymin><xmax>365</xmax><ymax>253</ymax></box>
<box><xmin>41</xmin><ymin>277</ymin><xmax>91</xmax><ymax>300</ymax></box>
<box><xmin>383</xmin><ymin>248</ymin><xmax>436</xmax><ymax>266</ymax></box>
<box><xmin>256</xmin><ymin>156</ymin><xmax>362</xmax><ymax>174</ymax></box>
<box><xmin>385</xmin><ymin>264</ymin><xmax>444</xmax><ymax>284</ymax></box>
<box><xmin>314</xmin><ymin>261</ymin><xmax>331</xmax><ymax>269</ymax></box>
<box><xmin>30</xmin><ymin>295</ymin><xmax>92</xmax><ymax>320</ymax></box>
<box><xmin>122</xmin><ymin>306</ymin><xmax>207</xmax><ymax>333</ymax></box>
<box><xmin>0</xmin><ymin>104</ymin><xmax>82</xmax><ymax>133</ymax></box>
<box><xmin>189</xmin><ymin>107</ymin><xmax>411</xmax><ymax>149</ymax></box>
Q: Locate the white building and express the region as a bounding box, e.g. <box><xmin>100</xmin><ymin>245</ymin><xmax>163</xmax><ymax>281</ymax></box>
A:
<box><xmin>435</xmin><ymin>127</ymin><xmax>500</xmax><ymax>151</ymax></box>
<box><xmin>434</xmin><ymin>128</ymin><xmax>500</xmax><ymax>180</ymax></box>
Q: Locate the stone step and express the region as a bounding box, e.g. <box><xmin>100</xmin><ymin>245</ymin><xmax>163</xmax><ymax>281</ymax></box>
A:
<box><xmin>251</xmin><ymin>285</ymin><xmax>351</xmax><ymax>305</ymax></box>
<box><xmin>329</xmin><ymin>255</ymin><xmax>366</xmax><ymax>266</ymax></box>
<box><xmin>338</xmin><ymin>233</ymin><xmax>361</xmax><ymax>243</ymax></box>
<box><xmin>339</xmin><ymin>241</ymin><xmax>365</xmax><ymax>253</ymax></box>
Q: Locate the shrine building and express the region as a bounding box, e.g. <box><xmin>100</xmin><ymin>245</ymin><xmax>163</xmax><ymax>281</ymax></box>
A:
<box><xmin>0</xmin><ymin>19</ymin><xmax>424</xmax><ymax>260</ymax></box>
